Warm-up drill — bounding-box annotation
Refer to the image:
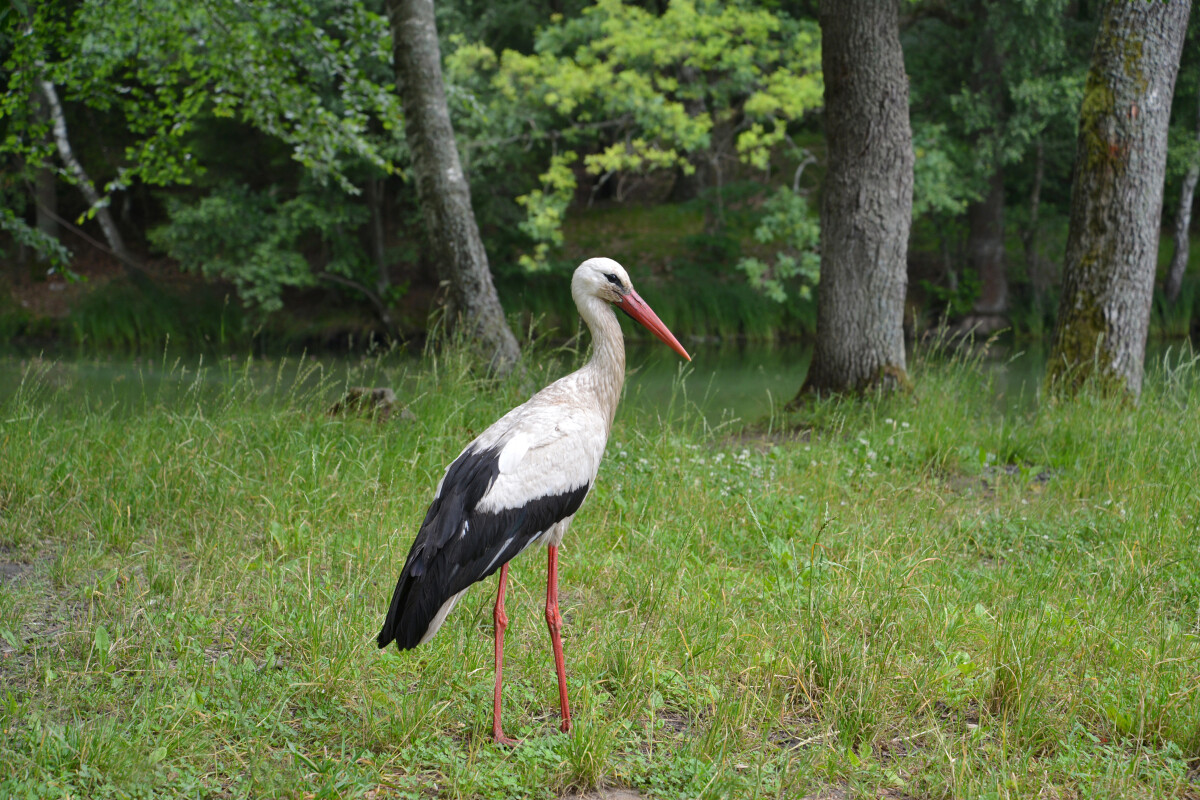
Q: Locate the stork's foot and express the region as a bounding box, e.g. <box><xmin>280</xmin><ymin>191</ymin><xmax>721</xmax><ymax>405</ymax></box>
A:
<box><xmin>559</xmin><ymin>718</ymin><xmax>571</xmax><ymax>734</ymax></box>
<box><xmin>492</xmin><ymin>729</ymin><xmax>519</xmax><ymax>747</ymax></box>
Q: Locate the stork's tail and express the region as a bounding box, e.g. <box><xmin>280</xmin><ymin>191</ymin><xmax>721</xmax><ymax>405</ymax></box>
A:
<box><xmin>377</xmin><ymin>572</ymin><xmax>463</xmax><ymax>651</ymax></box>
<box><xmin>377</xmin><ymin>573</ymin><xmax>418</xmax><ymax>650</ymax></box>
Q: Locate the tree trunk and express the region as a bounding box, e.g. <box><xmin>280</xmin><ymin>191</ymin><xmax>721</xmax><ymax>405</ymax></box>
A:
<box><xmin>31</xmin><ymin>88</ymin><xmax>59</xmax><ymax>246</ymax></box>
<box><xmin>968</xmin><ymin>167</ymin><xmax>1007</xmax><ymax>315</ymax></box>
<box><xmin>1164</xmin><ymin>83</ymin><xmax>1200</xmax><ymax>305</ymax></box>
<box><xmin>798</xmin><ymin>0</ymin><xmax>913</xmax><ymax>398</ymax></box>
<box><xmin>366</xmin><ymin>176</ymin><xmax>390</xmax><ymax>299</ymax></box>
<box><xmin>967</xmin><ymin>13</ymin><xmax>1008</xmax><ymax>318</ymax></box>
<box><xmin>1047</xmin><ymin>0</ymin><xmax>1191</xmax><ymax>398</ymax></box>
<box><xmin>1022</xmin><ymin>138</ymin><xmax>1046</xmax><ymax>295</ymax></box>
<box><xmin>388</xmin><ymin>0</ymin><xmax>520</xmax><ymax>374</ymax></box>
<box><xmin>38</xmin><ymin>79</ymin><xmax>151</xmax><ymax>286</ymax></box>
<box><xmin>35</xmin><ymin>165</ymin><xmax>58</xmax><ymax>243</ymax></box>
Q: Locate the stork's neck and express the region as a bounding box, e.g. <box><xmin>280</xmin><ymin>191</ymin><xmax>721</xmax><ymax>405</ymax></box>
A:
<box><xmin>576</xmin><ymin>294</ymin><xmax>626</xmax><ymax>431</ymax></box>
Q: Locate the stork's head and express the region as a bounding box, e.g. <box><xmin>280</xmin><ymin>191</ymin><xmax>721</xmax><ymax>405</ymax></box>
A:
<box><xmin>572</xmin><ymin>257</ymin><xmax>691</xmax><ymax>361</ymax></box>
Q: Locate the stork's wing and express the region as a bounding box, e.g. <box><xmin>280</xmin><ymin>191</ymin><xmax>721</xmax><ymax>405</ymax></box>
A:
<box><xmin>377</xmin><ymin>404</ymin><xmax>607</xmax><ymax>651</ymax></box>
<box><xmin>477</xmin><ymin>403</ymin><xmax>607</xmax><ymax>513</ymax></box>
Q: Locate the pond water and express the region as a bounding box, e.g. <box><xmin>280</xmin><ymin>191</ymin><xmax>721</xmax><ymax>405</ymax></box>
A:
<box><xmin>0</xmin><ymin>338</ymin><xmax>1080</xmax><ymax>423</ymax></box>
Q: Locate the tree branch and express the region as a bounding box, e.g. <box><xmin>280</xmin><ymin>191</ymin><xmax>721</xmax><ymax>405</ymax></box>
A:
<box><xmin>463</xmin><ymin>115</ymin><xmax>633</xmax><ymax>155</ymax></box>
<box><xmin>317</xmin><ymin>270</ymin><xmax>396</xmax><ymax>334</ymax></box>
<box><xmin>38</xmin><ymin>78</ymin><xmax>150</xmax><ymax>283</ymax></box>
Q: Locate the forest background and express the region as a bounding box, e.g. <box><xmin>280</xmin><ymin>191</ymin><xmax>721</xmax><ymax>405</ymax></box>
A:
<box><xmin>1</xmin><ymin>0</ymin><xmax>1199</xmax><ymax>360</ymax></box>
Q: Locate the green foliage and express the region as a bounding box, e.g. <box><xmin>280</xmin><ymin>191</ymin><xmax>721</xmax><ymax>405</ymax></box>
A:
<box><xmin>1165</xmin><ymin>119</ymin><xmax>1200</xmax><ymax>184</ymax></box>
<box><xmin>911</xmin><ymin>123</ymin><xmax>972</xmax><ymax>218</ymax></box>
<box><xmin>903</xmin><ymin>1</ymin><xmax>1095</xmax><ymax>219</ymax></box>
<box><xmin>0</xmin><ymin>207</ymin><xmax>73</xmax><ymax>273</ymax></box>
<box><xmin>531</xmin><ymin>198</ymin><xmax>818</xmax><ymax>340</ymax></box>
<box><xmin>0</xmin><ymin>0</ymin><xmax>402</xmax><ymax>311</ymax></box>
<box><xmin>149</xmin><ymin>182</ymin><xmax>371</xmax><ymax>313</ymax></box>
<box><xmin>920</xmin><ymin>271</ymin><xmax>983</xmax><ymax>320</ymax></box>
<box><xmin>516</xmin><ymin>152</ymin><xmax>580</xmax><ymax>272</ymax></box>
<box><xmin>1162</xmin><ymin>5</ymin><xmax>1198</xmax><ymax>192</ymax></box>
<box><xmin>1</xmin><ymin>0</ymin><xmax>400</xmax><ymax>193</ymax></box>
<box><xmin>737</xmin><ymin>186</ymin><xmax>820</xmax><ymax>303</ymax></box>
<box><xmin>448</xmin><ymin>0</ymin><xmax>823</xmax><ymax>270</ymax></box>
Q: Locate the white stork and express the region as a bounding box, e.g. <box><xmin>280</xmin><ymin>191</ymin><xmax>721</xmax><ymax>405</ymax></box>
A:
<box><xmin>377</xmin><ymin>257</ymin><xmax>690</xmax><ymax>744</ymax></box>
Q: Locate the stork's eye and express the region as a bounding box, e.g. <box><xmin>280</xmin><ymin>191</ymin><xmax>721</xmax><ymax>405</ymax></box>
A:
<box><xmin>603</xmin><ymin>273</ymin><xmax>623</xmax><ymax>288</ymax></box>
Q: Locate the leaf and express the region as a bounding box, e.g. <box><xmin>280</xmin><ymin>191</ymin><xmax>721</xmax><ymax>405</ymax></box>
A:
<box><xmin>94</xmin><ymin>626</ymin><xmax>111</xmax><ymax>656</ymax></box>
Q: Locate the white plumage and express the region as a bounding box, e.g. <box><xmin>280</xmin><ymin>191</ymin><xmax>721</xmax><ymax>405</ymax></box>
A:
<box><xmin>377</xmin><ymin>257</ymin><xmax>689</xmax><ymax>744</ymax></box>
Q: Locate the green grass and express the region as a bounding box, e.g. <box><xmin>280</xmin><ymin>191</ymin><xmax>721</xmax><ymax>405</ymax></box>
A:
<box><xmin>67</xmin><ymin>280</ymin><xmax>247</xmax><ymax>352</ymax></box>
<box><xmin>1</xmin><ymin>343</ymin><xmax>1199</xmax><ymax>798</ymax></box>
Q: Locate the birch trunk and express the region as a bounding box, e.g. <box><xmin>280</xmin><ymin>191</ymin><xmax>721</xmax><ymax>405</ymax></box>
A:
<box><xmin>31</xmin><ymin>88</ymin><xmax>58</xmax><ymax>245</ymax></box>
<box><xmin>388</xmin><ymin>0</ymin><xmax>520</xmax><ymax>374</ymax></box>
<box><xmin>1047</xmin><ymin>0</ymin><xmax>1191</xmax><ymax>397</ymax></box>
<box><xmin>799</xmin><ymin>0</ymin><xmax>913</xmax><ymax>397</ymax></box>
<box><xmin>38</xmin><ymin>80</ymin><xmax>140</xmax><ymax>278</ymax></box>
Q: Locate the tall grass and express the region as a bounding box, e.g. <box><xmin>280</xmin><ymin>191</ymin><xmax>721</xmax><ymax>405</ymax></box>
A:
<box><xmin>1</xmin><ymin>342</ymin><xmax>1198</xmax><ymax>798</ymax></box>
<box><xmin>1152</xmin><ymin>276</ymin><xmax>1200</xmax><ymax>339</ymax></box>
<box><xmin>67</xmin><ymin>279</ymin><xmax>246</xmax><ymax>352</ymax></box>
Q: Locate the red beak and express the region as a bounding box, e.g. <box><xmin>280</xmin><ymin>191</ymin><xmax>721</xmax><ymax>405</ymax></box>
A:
<box><xmin>617</xmin><ymin>290</ymin><xmax>691</xmax><ymax>361</ymax></box>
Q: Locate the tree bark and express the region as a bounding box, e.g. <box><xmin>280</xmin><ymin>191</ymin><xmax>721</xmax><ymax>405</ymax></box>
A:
<box><xmin>1022</xmin><ymin>138</ymin><xmax>1046</xmax><ymax>295</ymax></box>
<box><xmin>388</xmin><ymin>0</ymin><xmax>520</xmax><ymax>373</ymax></box>
<box><xmin>968</xmin><ymin>167</ymin><xmax>1007</xmax><ymax>315</ymax></box>
<box><xmin>366</xmin><ymin>176</ymin><xmax>390</xmax><ymax>299</ymax></box>
<box><xmin>1164</xmin><ymin>82</ymin><xmax>1200</xmax><ymax>305</ymax></box>
<box><xmin>31</xmin><ymin>88</ymin><xmax>59</xmax><ymax>246</ymax></box>
<box><xmin>38</xmin><ymin>79</ymin><xmax>143</xmax><ymax>280</ymax></box>
<box><xmin>1047</xmin><ymin>0</ymin><xmax>1191</xmax><ymax>397</ymax></box>
<box><xmin>967</xmin><ymin>13</ymin><xmax>1008</xmax><ymax>318</ymax></box>
<box><xmin>798</xmin><ymin>0</ymin><xmax>913</xmax><ymax>398</ymax></box>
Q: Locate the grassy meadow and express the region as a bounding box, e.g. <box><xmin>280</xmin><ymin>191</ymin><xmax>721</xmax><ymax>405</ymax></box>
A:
<box><xmin>1</xmin><ymin>343</ymin><xmax>1199</xmax><ymax>799</ymax></box>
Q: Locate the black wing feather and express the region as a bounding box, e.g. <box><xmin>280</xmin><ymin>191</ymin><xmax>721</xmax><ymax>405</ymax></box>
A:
<box><xmin>377</xmin><ymin>443</ymin><xmax>589</xmax><ymax>650</ymax></box>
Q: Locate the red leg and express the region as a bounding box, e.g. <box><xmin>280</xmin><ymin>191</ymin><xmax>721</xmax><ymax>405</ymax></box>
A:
<box><xmin>545</xmin><ymin>545</ymin><xmax>572</xmax><ymax>733</ymax></box>
<box><xmin>492</xmin><ymin>563</ymin><xmax>518</xmax><ymax>746</ymax></box>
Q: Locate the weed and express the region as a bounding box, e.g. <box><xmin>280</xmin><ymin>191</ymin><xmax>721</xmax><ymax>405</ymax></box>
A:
<box><xmin>0</xmin><ymin>344</ymin><xmax>1197</xmax><ymax>797</ymax></box>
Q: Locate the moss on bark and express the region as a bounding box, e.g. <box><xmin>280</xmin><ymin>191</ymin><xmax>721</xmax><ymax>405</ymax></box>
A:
<box><xmin>1047</xmin><ymin>0</ymin><xmax>1189</xmax><ymax>400</ymax></box>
